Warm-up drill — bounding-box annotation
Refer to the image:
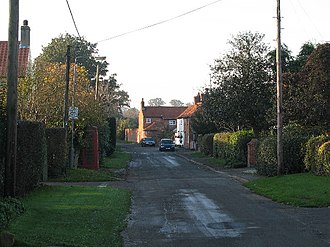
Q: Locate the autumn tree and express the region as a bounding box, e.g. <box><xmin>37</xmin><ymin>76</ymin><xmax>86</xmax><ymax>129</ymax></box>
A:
<box><xmin>98</xmin><ymin>73</ymin><xmax>130</xmax><ymax>118</ymax></box>
<box><xmin>18</xmin><ymin>61</ymin><xmax>105</xmax><ymax>129</ymax></box>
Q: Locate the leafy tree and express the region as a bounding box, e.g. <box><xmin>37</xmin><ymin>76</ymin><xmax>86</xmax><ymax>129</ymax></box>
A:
<box><xmin>37</xmin><ymin>33</ymin><xmax>108</xmax><ymax>80</ymax></box>
<box><xmin>209</xmin><ymin>31</ymin><xmax>273</xmax><ymax>136</ymax></box>
<box><xmin>148</xmin><ymin>98</ymin><xmax>165</xmax><ymax>106</ymax></box>
<box><xmin>267</xmin><ymin>44</ymin><xmax>295</xmax><ymax>78</ymax></box>
<box><xmin>169</xmin><ymin>99</ymin><xmax>184</xmax><ymax>106</ymax></box>
<box><xmin>290</xmin><ymin>43</ymin><xmax>330</xmax><ymax>131</ymax></box>
<box><xmin>292</xmin><ymin>42</ymin><xmax>316</xmax><ymax>72</ymax></box>
<box><xmin>18</xmin><ymin>61</ymin><xmax>105</xmax><ymax>129</ymax></box>
<box><xmin>98</xmin><ymin>73</ymin><xmax>130</xmax><ymax>118</ymax></box>
<box><xmin>190</xmin><ymin>103</ymin><xmax>218</xmax><ymax>135</ymax></box>
<box><xmin>117</xmin><ymin>107</ymin><xmax>139</xmax><ymax>139</ymax></box>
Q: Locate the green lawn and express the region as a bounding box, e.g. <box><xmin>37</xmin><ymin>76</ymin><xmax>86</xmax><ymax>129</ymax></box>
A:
<box><xmin>10</xmin><ymin>186</ymin><xmax>131</xmax><ymax>247</ymax></box>
<box><xmin>245</xmin><ymin>173</ymin><xmax>330</xmax><ymax>207</ymax></box>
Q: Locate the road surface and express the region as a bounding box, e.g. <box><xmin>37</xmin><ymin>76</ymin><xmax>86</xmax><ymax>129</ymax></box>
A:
<box><xmin>121</xmin><ymin>144</ymin><xmax>330</xmax><ymax>247</ymax></box>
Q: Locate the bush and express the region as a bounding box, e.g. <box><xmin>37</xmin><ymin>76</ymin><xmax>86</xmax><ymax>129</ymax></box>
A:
<box><xmin>304</xmin><ymin>135</ymin><xmax>330</xmax><ymax>175</ymax></box>
<box><xmin>46</xmin><ymin>128</ymin><xmax>67</xmax><ymax>178</ymax></box>
<box><xmin>199</xmin><ymin>134</ymin><xmax>214</xmax><ymax>156</ymax></box>
<box><xmin>318</xmin><ymin>141</ymin><xmax>330</xmax><ymax>175</ymax></box>
<box><xmin>256</xmin><ymin>136</ymin><xmax>277</xmax><ymax>176</ymax></box>
<box><xmin>256</xmin><ymin>125</ymin><xmax>317</xmax><ymax>176</ymax></box>
<box><xmin>0</xmin><ymin>105</ymin><xmax>5</xmax><ymax>198</ymax></box>
<box><xmin>213</xmin><ymin>130</ymin><xmax>254</xmax><ymax>168</ymax></box>
<box><xmin>0</xmin><ymin>198</ymin><xmax>24</xmax><ymax>231</ymax></box>
<box><xmin>108</xmin><ymin>117</ymin><xmax>117</xmax><ymax>156</ymax></box>
<box><xmin>16</xmin><ymin>121</ymin><xmax>47</xmax><ymax>196</ymax></box>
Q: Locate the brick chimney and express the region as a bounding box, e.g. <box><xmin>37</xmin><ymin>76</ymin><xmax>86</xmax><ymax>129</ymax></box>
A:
<box><xmin>141</xmin><ymin>98</ymin><xmax>145</xmax><ymax>111</ymax></box>
<box><xmin>20</xmin><ymin>20</ymin><xmax>30</xmax><ymax>48</ymax></box>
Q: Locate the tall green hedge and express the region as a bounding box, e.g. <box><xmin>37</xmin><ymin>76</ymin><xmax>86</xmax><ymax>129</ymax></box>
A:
<box><xmin>108</xmin><ymin>117</ymin><xmax>117</xmax><ymax>156</ymax></box>
<box><xmin>213</xmin><ymin>130</ymin><xmax>254</xmax><ymax>168</ymax></box>
<box><xmin>256</xmin><ymin>126</ymin><xmax>316</xmax><ymax>176</ymax></box>
<box><xmin>304</xmin><ymin>135</ymin><xmax>330</xmax><ymax>176</ymax></box>
<box><xmin>318</xmin><ymin>141</ymin><xmax>330</xmax><ymax>175</ymax></box>
<box><xmin>16</xmin><ymin>121</ymin><xmax>47</xmax><ymax>196</ymax></box>
<box><xmin>46</xmin><ymin>128</ymin><xmax>67</xmax><ymax>178</ymax></box>
<box><xmin>0</xmin><ymin>112</ymin><xmax>5</xmax><ymax>198</ymax></box>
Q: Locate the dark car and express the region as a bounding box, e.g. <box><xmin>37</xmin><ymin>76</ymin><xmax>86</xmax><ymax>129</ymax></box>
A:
<box><xmin>140</xmin><ymin>137</ymin><xmax>156</xmax><ymax>147</ymax></box>
<box><xmin>159</xmin><ymin>138</ymin><xmax>175</xmax><ymax>151</ymax></box>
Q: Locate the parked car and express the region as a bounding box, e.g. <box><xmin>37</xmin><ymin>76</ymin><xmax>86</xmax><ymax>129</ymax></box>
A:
<box><xmin>140</xmin><ymin>137</ymin><xmax>156</xmax><ymax>147</ymax></box>
<box><xmin>159</xmin><ymin>138</ymin><xmax>175</xmax><ymax>152</ymax></box>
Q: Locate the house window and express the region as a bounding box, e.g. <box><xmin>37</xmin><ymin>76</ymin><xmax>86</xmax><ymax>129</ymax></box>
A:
<box><xmin>169</xmin><ymin>120</ymin><xmax>176</xmax><ymax>125</ymax></box>
<box><xmin>146</xmin><ymin>118</ymin><xmax>152</xmax><ymax>124</ymax></box>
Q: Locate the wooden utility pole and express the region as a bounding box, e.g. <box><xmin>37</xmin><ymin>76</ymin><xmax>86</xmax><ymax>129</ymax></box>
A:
<box><xmin>4</xmin><ymin>0</ymin><xmax>19</xmax><ymax>197</ymax></box>
<box><xmin>276</xmin><ymin>0</ymin><xmax>284</xmax><ymax>175</ymax></box>
<box><xmin>63</xmin><ymin>46</ymin><xmax>70</xmax><ymax>137</ymax></box>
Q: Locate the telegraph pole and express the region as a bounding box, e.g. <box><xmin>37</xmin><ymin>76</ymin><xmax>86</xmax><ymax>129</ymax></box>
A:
<box><xmin>63</xmin><ymin>46</ymin><xmax>70</xmax><ymax>137</ymax></box>
<box><xmin>5</xmin><ymin>0</ymin><xmax>19</xmax><ymax>197</ymax></box>
<box><xmin>276</xmin><ymin>0</ymin><xmax>284</xmax><ymax>175</ymax></box>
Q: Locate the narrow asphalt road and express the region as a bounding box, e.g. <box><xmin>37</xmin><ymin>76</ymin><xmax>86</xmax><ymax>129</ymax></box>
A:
<box><xmin>120</xmin><ymin>144</ymin><xmax>329</xmax><ymax>247</ymax></box>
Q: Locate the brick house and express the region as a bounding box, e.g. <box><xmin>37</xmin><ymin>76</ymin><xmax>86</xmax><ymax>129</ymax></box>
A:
<box><xmin>175</xmin><ymin>93</ymin><xmax>203</xmax><ymax>149</ymax></box>
<box><xmin>138</xmin><ymin>98</ymin><xmax>187</xmax><ymax>144</ymax></box>
<box><xmin>0</xmin><ymin>20</ymin><xmax>31</xmax><ymax>80</ymax></box>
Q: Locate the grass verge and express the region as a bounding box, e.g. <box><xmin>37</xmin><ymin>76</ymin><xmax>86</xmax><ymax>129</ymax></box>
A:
<box><xmin>9</xmin><ymin>185</ymin><xmax>131</xmax><ymax>247</ymax></box>
<box><xmin>244</xmin><ymin>173</ymin><xmax>330</xmax><ymax>207</ymax></box>
<box><xmin>191</xmin><ymin>152</ymin><xmax>226</xmax><ymax>167</ymax></box>
<box><xmin>102</xmin><ymin>146</ymin><xmax>131</xmax><ymax>169</ymax></box>
<box><xmin>49</xmin><ymin>167</ymin><xmax>117</xmax><ymax>182</ymax></box>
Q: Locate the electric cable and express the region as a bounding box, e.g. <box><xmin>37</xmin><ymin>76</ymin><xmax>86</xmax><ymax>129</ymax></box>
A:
<box><xmin>65</xmin><ymin>0</ymin><xmax>81</xmax><ymax>38</ymax></box>
<box><xmin>97</xmin><ymin>0</ymin><xmax>223</xmax><ymax>43</ymax></box>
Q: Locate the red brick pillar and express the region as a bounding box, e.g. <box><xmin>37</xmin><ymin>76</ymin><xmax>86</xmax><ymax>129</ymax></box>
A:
<box><xmin>247</xmin><ymin>139</ymin><xmax>258</xmax><ymax>167</ymax></box>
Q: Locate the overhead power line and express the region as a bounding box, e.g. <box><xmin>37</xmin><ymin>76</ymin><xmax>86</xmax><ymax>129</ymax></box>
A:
<box><xmin>65</xmin><ymin>0</ymin><xmax>81</xmax><ymax>38</ymax></box>
<box><xmin>97</xmin><ymin>0</ymin><xmax>223</xmax><ymax>43</ymax></box>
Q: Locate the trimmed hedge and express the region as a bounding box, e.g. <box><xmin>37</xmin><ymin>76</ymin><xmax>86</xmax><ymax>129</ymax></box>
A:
<box><xmin>256</xmin><ymin>126</ymin><xmax>316</xmax><ymax>176</ymax></box>
<box><xmin>0</xmin><ymin>115</ymin><xmax>5</xmax><ymax>198</ymax></box>
<box><xmin>16</xmin><ymin>121</ymin><xmax>47</xmax><ymax>196</ymax></box>
<box><xmin>304</xmin><ymin>135</ymin><xmax>330</xmax><ymax>176</ymax></box>
<box><xmin>46</xmin><ymin>128</ymin><xmax>67</xmax><ymax>178</ymax></box>
<box><xmin>213</xmin><ymin>130</ymin><xmax>254</xmax><ymax>168</ymax></box>
<box><xmin>318</xmin><ymin>141</ymin><xmax>330</xmax><ymax>175</ymax></box>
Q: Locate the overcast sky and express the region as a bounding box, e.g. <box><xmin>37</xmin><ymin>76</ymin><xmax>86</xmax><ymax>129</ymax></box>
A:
<box><xmin>1</xmin><ymin>0</ymin><xmax>329</xmax><ymax>108</ymax></box>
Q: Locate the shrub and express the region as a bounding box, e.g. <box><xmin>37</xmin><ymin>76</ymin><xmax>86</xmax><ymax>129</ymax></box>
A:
<box><xmin>317</xmin><ymin>141</ymin><xmax>330</xmax><ymax>175</ymax></box>
<box><xmin>0</xmin><ymin>106</ymin><xmax>5</xmax><ymax>198</ymax></box>
<box><xmin>213</xmin><ymin>130</ymin><xmax>254</xmax><ymax>168</ymax></box>
<box><xmin>256</xmin><ymin>125</ymin><xmax>317</xmax><ymax>176</ymax></box>
<box><xmin>46</xmin><ymin>128</ymin><xmax>67</xmax><ymax>178</ymax></box>
<box><xmin>199</xmin><ymin>134</ymin><xmax>214</xmax><ymax>156</ymax></box>
<box><xmin>304</xmin><ymin>135</ymin><xmax>330</xmax><ymax>174</ymax></box>
<box><xmin>108</xmin><ymin>117</ymin><xmax>117</xmax><ymax>156</ymax></box>
<box><xmin>0</xmin><ymin>198</ymin><xmax>24</xmax><ymax>231</ymax></box>
<box><xmin>256</xmin><ymin>136</ymin><xmax>277</xmax><ymax>176</ymax></box>
<box><xmin>16</xmin><ymin>121</ymin><xmax>47</xmax><ymax>196</ymax></box>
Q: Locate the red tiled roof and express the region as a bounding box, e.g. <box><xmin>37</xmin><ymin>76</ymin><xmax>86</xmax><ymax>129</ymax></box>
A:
<box><xmin>143</xmin><ymin>106</ymin><xmax>187</xmax><ymax>119</ymax></box>
<box><xmin>0</xmin><ymin>41</ymin><xmax>30</xmax><ymax>78</ymax></box>
<box><xmin>178</xmin><ymin>103</ymin><xmax>201</xmax><ymax>118</ymax></box>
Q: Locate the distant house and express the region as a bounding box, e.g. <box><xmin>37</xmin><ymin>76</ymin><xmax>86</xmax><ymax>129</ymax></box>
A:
<box><xmin>138</xmin><ymin>98</ymin><xmax>187</xmax><ymax>144</ymax></box>
<box><xmin>0</xmin><ymin>20</ymin><xmax>31</xmax><ymax>79</ymax></box>
<box><xmin>176</xmin><ymin>93</ymin><xmax>203</xmax><ymax>149</ymax></box>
